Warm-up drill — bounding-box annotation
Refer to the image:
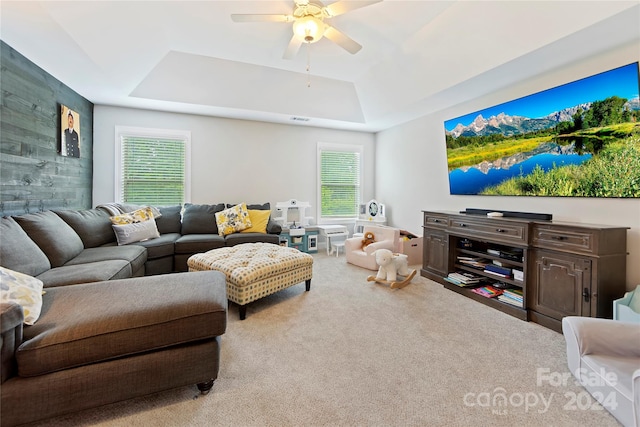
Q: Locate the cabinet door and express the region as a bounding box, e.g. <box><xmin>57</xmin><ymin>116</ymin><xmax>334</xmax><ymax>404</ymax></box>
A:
<box><xmin>529</xmin><ymin>249</ymin><xmax>591</xmax><ymax>320</ymax></box>
<box><xmin>424</xmin><ymin>229</ymin><xmax>449</xmax><ymax>276</ymax></box>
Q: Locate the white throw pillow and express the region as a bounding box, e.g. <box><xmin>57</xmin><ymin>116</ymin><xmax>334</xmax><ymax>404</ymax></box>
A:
<box><xmin>112</xmin><ymin>219</ymin><xmax>160</xmax><ymax>245</ymax></box>
<box><xmin>0</xmin><ymin>266</ymin><xmax>44</xmax><ymax>325</ymax></box>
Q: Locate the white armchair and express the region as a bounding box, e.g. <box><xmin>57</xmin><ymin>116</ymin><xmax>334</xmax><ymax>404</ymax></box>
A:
<box><xmin>345</xmin><ymin>225</ymin><xmax>400</xmax><ymax>271</ymax></box>
<box><xmin>562</xmin><ymin>316</ymin><xmax>640</xmax><ymax>427</ymax></box>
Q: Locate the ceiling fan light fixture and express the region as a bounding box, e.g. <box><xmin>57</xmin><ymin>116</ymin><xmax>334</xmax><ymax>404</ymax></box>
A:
<box><xmin>293</xmin><ymin>15</ymin><xmax>324</xmax><ymax>43</ymax></box>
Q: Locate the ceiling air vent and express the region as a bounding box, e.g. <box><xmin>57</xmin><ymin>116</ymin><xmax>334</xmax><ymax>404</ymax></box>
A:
<box><xmin>290</xmin><ymin>116</ymin><xmax>310</xmax><ymax>122</ymax></box>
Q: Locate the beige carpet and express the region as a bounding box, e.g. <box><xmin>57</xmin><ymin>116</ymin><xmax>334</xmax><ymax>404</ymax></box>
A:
<box><xmin>34</xmin><ymin>252</ymin><xmax>620</xmax><ymax>427</ymax></box>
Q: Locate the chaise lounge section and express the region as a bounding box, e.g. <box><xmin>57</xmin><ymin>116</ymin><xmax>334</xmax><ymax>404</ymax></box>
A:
<box><xmin>1</xmin><ymin>270</ymin><xmax>228</xmax><ymax>427</ymax></box>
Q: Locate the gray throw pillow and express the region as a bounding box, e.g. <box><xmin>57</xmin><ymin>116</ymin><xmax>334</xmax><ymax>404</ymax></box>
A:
<box><xmin>181</xmin><ymin>203</ymin><xmax>225</xmax><ymax>235</ymax></box>
<box><xmin>0</xmin><ymin>217</ymin><xmax>51</xmax><ymax>276</ymax></box>
<box><xmin>13</xmin><ymin>211</ymin><xmax>84</xmax><ymax>267</ymax></box>
<box><xmin>155</xmin><ymin>205</ymin><xmax>182</xmax><ymax>234</ymax></box>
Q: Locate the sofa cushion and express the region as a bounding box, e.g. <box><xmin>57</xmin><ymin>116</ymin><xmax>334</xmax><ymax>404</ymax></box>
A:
<box><xmin>0</xmin><ymin>267</ymin><xmax>44</xmax><ymax>325</ymax></box>
<box><xmin>131</xmin><ymin>233</ymin><xmax>180</xmax><ymax>260</ymax></box>
<box><xmin>13</xmin><ymin>212</ymin><xmax>84</xmax><ymax>268</ymax></box>
<box><xmin>0</xmin><ymin>217</ymin><xmax>51</xmax><ymax>276</ymax></box>
<box><xmin>54</xmin><ymin>209</ymin><xmax>115</xmax><ymax>248</ymax></box>
<box><xmin>155</xmin><ymin>205</ymin><xmax>182</xmax><ymax>234</ymax></box>
<box><xmin>224</xmin><ymin>232</ymin><xmax>280</xmax><ymax>246</ymax></box>
<box><xmin>181</xmin><ymin>203</ymin><xmax>225</xmax><ymax>235</ymax></box>
<box><xmin>65</xmin><ymin>246</ymin><xmax>147</xmax><ymax>275</ymax></box>
<box><xmin>17</xmin><ymin>271</ymin><xmax>228</xmax><ymax>377</ymax></box>
<box><xmin>36</xmin><ymin>260</ymin><xmax>132</xmax><ymax>288</ymax></box>
<box><xmin>215</xmin><ymin>203</ymin><xmax>252</xmax><ymax>236</ymax></box>
<box><xmin>174</xmin><ymin>234</ymin><xmax>225</xmax><ymax>254</ymax></box>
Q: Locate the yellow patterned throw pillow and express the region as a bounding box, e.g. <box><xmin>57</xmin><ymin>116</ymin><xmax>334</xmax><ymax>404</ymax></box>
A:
<box><xmin>215</xmin><ymin>203</ymin><xmax>252</xmax><ymax>236</ymax></box>
<box><xmin>109</xmin><ymin>206</ymin><xmax>160</xmax><ymax>245</ymax></box>
<box><xmin>109</xmin><ymin>207</ymin><xmax>155</xmax><ymax>225</ymax></box>
<box><xmin>0</xmin><ymin>267</ymin><xmax>44</xmax><ymax>325</ymax></box>
<box><xmin>240</xmin><ymin>209</ymin><xmax>271</xmax><ymax>233</ymax></box>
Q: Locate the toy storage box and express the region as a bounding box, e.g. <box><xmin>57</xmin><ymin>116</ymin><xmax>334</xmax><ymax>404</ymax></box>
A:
<box><xmin>399</xmin><ymin>237</ymin><xmax>423</xmax><ymax>265</ymax></box>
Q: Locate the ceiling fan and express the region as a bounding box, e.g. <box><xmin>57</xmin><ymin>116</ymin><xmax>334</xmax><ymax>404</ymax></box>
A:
<box><xmin>231</xmin><ymin>0</ymin><xmax>382</xmax><ymax>59</ymax></box>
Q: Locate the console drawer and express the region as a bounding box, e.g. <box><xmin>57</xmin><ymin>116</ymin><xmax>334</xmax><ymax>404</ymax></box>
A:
<box><xmin>532</xmin><ymin>225</ymin><xmax>595</xmax><ymax>254</ymax></box>
<box><xmin>423</xmin><ymin>212</ymin><xmax>449</xmax><ymax>229</ymax></box>
<box><xmin>448</xmin><ymin>217</ymin><xmax>527</xmax><ymax>244</ymax></box>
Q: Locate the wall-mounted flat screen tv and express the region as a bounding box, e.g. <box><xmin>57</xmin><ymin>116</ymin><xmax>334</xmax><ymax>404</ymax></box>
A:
<box><xmin>444</xmin><ymin>62</ymin><xmax>640</xmax><ymax>198</ymax></box>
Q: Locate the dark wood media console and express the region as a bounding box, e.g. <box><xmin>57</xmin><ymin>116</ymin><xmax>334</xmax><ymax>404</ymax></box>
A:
<box><xmin>421</xmin><ymin>210</ymin><xmax>629</xmax><ymax>332</ymax></box>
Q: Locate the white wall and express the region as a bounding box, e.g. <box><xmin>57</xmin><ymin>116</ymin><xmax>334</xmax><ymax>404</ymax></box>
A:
<box><xmin>93</xmin><ymin>106</ymin><xmax>375</xmax><ymax>226</ymax></box>
<box><xmin>376</xmin><ymin>44</ymin><xmax>640</xmax><ymax>289</ymax></box>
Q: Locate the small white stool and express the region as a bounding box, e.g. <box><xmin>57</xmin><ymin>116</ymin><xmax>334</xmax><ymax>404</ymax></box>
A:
<box><xmin>332</xmin><ymin>241</ymin><xmax>346</xmax><ymax>257</ymax></box>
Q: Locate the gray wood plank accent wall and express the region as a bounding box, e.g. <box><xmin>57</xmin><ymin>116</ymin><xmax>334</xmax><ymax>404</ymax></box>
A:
<box><xmin>1</xmin><ymin>41</ymin><xmax>94</xmax><ymax>217</ymax></box>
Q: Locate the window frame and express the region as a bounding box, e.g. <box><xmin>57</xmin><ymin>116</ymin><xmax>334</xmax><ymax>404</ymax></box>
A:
<box><xmin>316</xmin><ymin>142</ymin><xmax>364</xmax><ymax>224</ymax></box>
<box><xmin>114</xmin><ymin>126</ymin><xmax>192</xmax><ymax>205</ymax></box>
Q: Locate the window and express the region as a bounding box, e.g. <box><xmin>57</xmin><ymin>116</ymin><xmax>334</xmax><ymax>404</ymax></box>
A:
<box><xmin>317</xmin><ymin>142</ymin><xmax>363</xmax><ymax>222</ymax></box>
<box><xmin>115</xmin><ymin>126</ymin><xmax>191</xmax><ymax>205</ymax></box>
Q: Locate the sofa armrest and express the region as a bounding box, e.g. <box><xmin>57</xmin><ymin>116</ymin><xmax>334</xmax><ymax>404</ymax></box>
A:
<box><xmin>345</xmin><ymin>237</ymin><xmax>363</xmax><ymax>251</ymax></box>
<box><xmin>562</xmin><ymin>317</ymin><xmax>640</xmax><ymax>360</ymax></box>
<box><xmin>364</xmin><ymin>240</ymin><xmax>395</xmax><ymax>255</ymax></box>
<box><xmin>1</xmin><ymin>302</ymin><xmax>24</xmax><ymax>383</ymax></box>
<box><xmin>266</xmin><ymin>220</ymin><xmax>281</xmax><ymax>234</ymax></box>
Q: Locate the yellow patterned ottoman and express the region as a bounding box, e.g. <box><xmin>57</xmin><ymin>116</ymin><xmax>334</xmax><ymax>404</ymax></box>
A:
<box><xmin>188</xmin><ymin>243</ymin><xmax>313</xmax><ymax>319</ymax></box>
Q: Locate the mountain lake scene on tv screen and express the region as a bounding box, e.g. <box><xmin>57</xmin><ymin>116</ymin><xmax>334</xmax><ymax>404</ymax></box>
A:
<box><xmin>444</xmin><ymin>63</ymin><xmax>640</xmax><ymax>198</ymax></box>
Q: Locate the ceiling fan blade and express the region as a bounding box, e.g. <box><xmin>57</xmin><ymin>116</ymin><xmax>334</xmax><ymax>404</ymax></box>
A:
<box><xmin>324</xmin><ymin>0</ymin><xmax>382</xmax><ymax>17</ymax></box>
<box><xmin>231</xmin><ymin>14</ymin><xmax>293</xmax><ymax>23</ymax></box>
<box><xmin>283</xmin><ymin>35</ymin><xmax>304</xmax><ymax>60</ymax></box>
<box><xmin>323</xmin><ymin>25</ymin><xmax>362</xmax><ymax>54</ymax></box>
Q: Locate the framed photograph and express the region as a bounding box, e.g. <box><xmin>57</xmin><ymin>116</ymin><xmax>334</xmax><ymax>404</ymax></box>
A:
<box><xmin>60</xmin><ymin>104</ymin><xmax>80</xmax><ymax>158</ymax></box>
<box><xmin>444</xmin><ymin>62</ymin><xmax>640</xmax><ymax>198</ymax></box>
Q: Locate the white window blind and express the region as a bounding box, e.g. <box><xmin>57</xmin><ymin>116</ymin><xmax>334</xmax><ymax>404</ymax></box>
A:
<box><xmin>317</xmin><ymin>143</ymin><xmax>362</xmax><ymax>221</ymax></box>
<box><xmin>115</xmin><ymin>127</ymin><xmax>190</xmax><ymax>205</ymax></box>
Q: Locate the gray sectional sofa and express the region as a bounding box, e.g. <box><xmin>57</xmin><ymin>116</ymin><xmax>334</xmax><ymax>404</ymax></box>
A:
<box><xmin>1</xmin><ymin>202</ymin><xmax>281</xmax><ymax>287</ymax></box>
<box><xmin>0</xmin><ymin>202</ymin><xmax>280</xmax><ymax>425</ymax></box>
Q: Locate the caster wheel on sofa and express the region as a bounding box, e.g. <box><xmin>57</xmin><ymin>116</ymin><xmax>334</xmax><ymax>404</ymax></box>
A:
<box><xmin>197</xmin><ymin>379</ymin><xmax>214</xmax><ymax>395</ymax></box>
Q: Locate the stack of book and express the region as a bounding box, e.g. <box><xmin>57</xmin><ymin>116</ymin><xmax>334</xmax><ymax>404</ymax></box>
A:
<box><xmin>471</xmin><ymin>286</ymin><xmax>503</xmax><ymax>298</ymax></box>
<box><xmin>483</xmin><ymin>263</ymin><xmax>512</xmax><ymax>279</ymax></box>
<box><xmin>445</xmin><ymin>271</ymin><xmax>483</xmax><ymax>287</ymax></box>
<box><xmin>457</xmin><ymin>256</ymin><xmax>488</xmax><ymax>269</ymax></box>
<box><xmin>497</xmin><ymin>288</ymin><xmax>524</xmax><ymax>307</ymax></box>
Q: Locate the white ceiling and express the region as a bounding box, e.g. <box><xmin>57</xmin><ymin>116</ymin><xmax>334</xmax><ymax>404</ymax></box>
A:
<box><xmin>1</xmin><ymin>1</ymin><xmax>638</xmax><ymax>132</ymax></box>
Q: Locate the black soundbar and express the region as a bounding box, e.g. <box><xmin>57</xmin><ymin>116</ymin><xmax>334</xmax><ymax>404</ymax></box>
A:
<box><xmin>460</xmin><ymin>208</ymin><xmax>552</xmax><ymax>221</ymax></box>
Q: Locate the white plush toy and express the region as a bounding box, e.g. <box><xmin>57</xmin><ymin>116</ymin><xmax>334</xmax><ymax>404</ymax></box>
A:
<box><xmin>373</xmin><ymin>248</ymin><xmax>410</xmax><ymax>282</ymax></box>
